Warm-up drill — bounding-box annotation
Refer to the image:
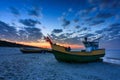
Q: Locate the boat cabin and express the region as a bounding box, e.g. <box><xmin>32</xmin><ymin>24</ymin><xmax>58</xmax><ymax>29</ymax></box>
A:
<box><xmin>83</xmin><ymin>37</ymin><xmax>99</xmax><ymax>52</ymax></box>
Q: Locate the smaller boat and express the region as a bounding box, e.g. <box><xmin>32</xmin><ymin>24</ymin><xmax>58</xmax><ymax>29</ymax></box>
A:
<box><xmin>20</xmin><ymin>47</ymin><xmax>44</xmax><ymax>53</ymax></box>
<box><xmin>20</xmin><ymin>47</ymin><xmax>52</xmax><ymax>53</ymax></box>
<box><xmin>44</xmin><ymin>36</ymin><xmax>105</xmax><ymax>62</ymax></box>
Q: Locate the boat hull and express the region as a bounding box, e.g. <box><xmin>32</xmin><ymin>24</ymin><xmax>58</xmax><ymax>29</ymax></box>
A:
<box><xmin>20</xmin><ymin>49</ymin><xmax>43</xmax><ymax>53</ymax></box>
<box><xmin>20</xmin><ymin>48</ymin><xmax>44</xmax><ymax>53</ymax></box>
<box><xmin>20</xmin><ymin>48</ymin><xmax>52</xmax><ymax>53</ymax></box>
<box><xmin>52</xmin><ymin>50</ymin><xmax>105</xmax><ymax>62</ymax></box>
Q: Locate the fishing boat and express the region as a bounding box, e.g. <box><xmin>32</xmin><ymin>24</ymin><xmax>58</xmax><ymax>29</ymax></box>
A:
<box><xmin>20</xmin><ymin>47</ymin><xmax>52</xmax><ymax>53</ymax></box>
<box><xmin>20</xmin><ymin>48</ymin><xmax>44</xmax><ymax>53</ymax></box>
<box><xmin>44</xmin><ymin>36</ymin><xmax>105</xmax><ymax>62</ymax></box>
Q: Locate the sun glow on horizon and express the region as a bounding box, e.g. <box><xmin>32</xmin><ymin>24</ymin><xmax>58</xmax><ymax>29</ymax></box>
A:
<box><xmin>16</xmin><ymin>41</ymin><xmax>84</xmax><ymax>49</ymax></box>
<box><xmin>0</xmin><ymin>38</ymin><xmax>84</xmax><ymax>49</ymax></box>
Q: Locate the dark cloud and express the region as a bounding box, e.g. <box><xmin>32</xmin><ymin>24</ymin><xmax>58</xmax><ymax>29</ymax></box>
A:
<box><xmin>58</xmin><ymin>34</ymin><xmax>67</xmax><ymax>39</ymax></box>
<box><xmin>85</xmin><ymin>17</ymin><xmax>94</xmax><ymax>22</ymax></box>
<box><xmin>83</xmin><ymin>6</ymin><xmax>97</xmax><ymax>15</ymax></box>
<box><xmin>51</xmin><ymin>33</ymin><xmax>67</xmax><ymax>40</ymax></box>
<box><xmin>9</xmin><ymin>7</ymin><xmax>20</xmax><ymax>16</ymax></box>
<box><xmin>109</xmin><ymin>23</ymin><xmax>120</xmax><ymax>27</ymax></box>
<box><xmin>50</xmin><ymin>33</ymin><xmax>58</xmax><ymax>39</ymax></box>
<box><xmin>111</xmin><ymin>1</ymin><xmax>120</xmax><ymax>8</ymax></box>
<box><xmin>0</xmin><ymin>20</ymin><xmax>43</xmax><ymax>42</ymax></box>
<box><xmin>28</xmin><ymin>7</ymin><xmax>41</xmax><ymax>17</ymax></box>
<box><xmin>17</xmin><ymin>29</ymin><xmax>28</xmax><ymax>41</ymax></box>
<box><xmin>64</xmin><ymin>36</ymin><xmax>81</xmax><ymax>44</ymax></box>
<box><xmin>0</xmin><ymin>20</ymin><xmax>19</xmax><ymax>41</ymax></box>
<box><xmin>95</xmin><ymin>29</ymin><xmax>105</xmax><ymax>34</ymax></box>
<box><xmin>89</xmin><ymin>0</ymin><xmax>120</xmax><ymax>9</ymax></box>
<box><xmin>78</xmin><ymin>27</ymin><xmax>88</xmax><ymax>32</ymax></box>
<box><xmin>85</xmin><ymin>12</ymin><xmax>113</xmax><ymax>24</ymax></box>
<box><xmin>76</xmin><ymin>6</ymin><xmax>97</xmax><ymax>18</ymax></box>
<box><xmin>73</xmin><ymin>18</ymin><xmax>79</xmax><ymax>23</ymax></box>
<box><xmin>88</xmin><ymin>0</ymin><xmax>100</xmax><ymax>4</ymax></box>
<box><xmin>96</xmin><ymin>12</ymin><xmax>113</xmax><ymax>19</ymax></box>
<box><xmin>19</xmin><ymin>19</ymin><xmax>41</xmax><ymax>27</ymax></box>
<box><xmin>62</xmin><ymin>18</ymin><xmax>70</xmax><ymax>28</ymax></box>
<box><xmin>52</xmin><ymin>29</ymin><xmax>63</xmax><ymax>33</ymax></box>
<box><xmin>89</xmin><ymin>20</ymin><xmax>105</xmax><ymax>26</ymax></box>
<box><xmin>75</xmin><ymin>25</ymin><xmax>81</xmax><ymax>29</ymax></box>
<box><xmin>106</xmin><ymin>23</ymin><xmax>120</xmax><ymax>31</ymax></box>
<box><xmin>95</xmin><ymin>23</ymin><xmax>120</xmax><ymax>41</ymax></box>
<box><xmin>85</xmin><ymin>33</ymin><xmax>95</xmax><ymax>37</ymax></box>
<box><xmin>100</xmin><ymin>0</ymin><xmax>120</xmax><ymax>9</ymax></box>
<box><xmin>52</xmin><ymin>33</ymin><xmax>81</xmax><ymax>44</ymax></box>
<box><xmin>20</xmin><ymin>27</ymin><xmax>43</xmax><ymax>41</ymax></box>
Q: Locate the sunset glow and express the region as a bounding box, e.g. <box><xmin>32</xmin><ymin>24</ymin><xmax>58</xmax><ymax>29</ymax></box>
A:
<box><xmin>16</xmin><ymin>41</ymin><xmax>84</xmax><ymax>49</ymax></box>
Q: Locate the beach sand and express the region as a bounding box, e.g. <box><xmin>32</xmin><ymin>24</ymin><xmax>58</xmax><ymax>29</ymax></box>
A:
<box><xmin>0</xmin><ymin>47</ymin><xmax>120</xmax><ymax>80</ymax></box>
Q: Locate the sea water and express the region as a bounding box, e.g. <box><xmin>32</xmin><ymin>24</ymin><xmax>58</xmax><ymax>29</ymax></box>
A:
<box><xmin>103</xmin><ymin>49</ymin><xmax>120</xmax><ymax>65</ymax></box>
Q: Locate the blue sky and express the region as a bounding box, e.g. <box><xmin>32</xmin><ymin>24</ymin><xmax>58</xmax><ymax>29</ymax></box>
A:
<box><xmin>0</xmin><ymin>0</ymin><xmax>120</xmax><ymax>49</ymax></box>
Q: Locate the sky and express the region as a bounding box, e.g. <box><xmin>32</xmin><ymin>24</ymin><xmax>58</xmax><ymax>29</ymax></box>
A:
<box><xmin>0</xmin><ymin>0</ymin><xmax>120</xmax><ymax>49</ymax></box>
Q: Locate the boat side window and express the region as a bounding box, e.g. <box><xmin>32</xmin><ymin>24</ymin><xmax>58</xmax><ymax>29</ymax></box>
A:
<box><xmin>86</xmin><ymin>47</ymin><xmax>92</xmax><ymax>52</ymax></box>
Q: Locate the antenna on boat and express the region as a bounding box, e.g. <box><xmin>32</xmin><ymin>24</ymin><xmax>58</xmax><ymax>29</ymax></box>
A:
<box><xmin>92</xmin><ymin>35</ymin><xmax>103</xmax><ymax>42</ymax></box>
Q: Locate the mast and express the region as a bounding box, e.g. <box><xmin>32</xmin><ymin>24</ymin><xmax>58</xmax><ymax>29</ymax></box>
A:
<box><xmin>44</xmin><ymin>36</ymin><xmax>53</xmax><ymax>45</ymax></box>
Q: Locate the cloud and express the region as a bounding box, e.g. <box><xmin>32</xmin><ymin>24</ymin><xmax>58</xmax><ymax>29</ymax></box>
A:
<box><xmin>0</xmin><ymin>20</ymin><xmax>43</xmax><ymax>42</ymax></box>
<box><xmin>9</xmin><ymin>7</ymin><xmax>20</xmax><ymax>16</ymax></box>
<box><xmin>76</xmin><ymin>6</ymin><xmax>97</xmax><ymax>17</ymax></box>
<box><xmin>64</xmin><ymin>36</ymin><xmax>81</xmax><ymax>44</ymax></box>
<box><xmin>95</xmin><ymin>23</ymin><xmax>120</xmax><ymax>41</ymax></box>
<box><xmin>62</xmin><ymin>18</ymin><xmax>70</xmax><ymax>28</ymax></box>
<box><xmin>50</xmin><ymin>33</ymin><xmax>58</xmax><ymax>39</ymax></box>
<box><xmin>75</xmin><ymin>25</ymin><xmax>81</xmax><ymax>29</ymax></box>
<box><xmin>58</xmin><ymin>34</ymin><xmax>67</xmax><ymax>39</ymax></box>
<box><xmin>111</xmin><ymin>1</ymin><xmax>120</xmax><ymax>8</ymax></box>
<box><xmin>52</xmin><ymin>29</ymin><xmax>63</xmax><ymax>33</ymax></box>
<box><xmin>78</xmin><ymin>27</ymin><xmax>88</xmax><ymax>32</ymax></box>
<box><xmin>100</xmin><ymin>0</ymin><xmax>120</xmax><ymax>9</ymax></box>
<box><xmin>50</xmin><ymin>32</ymin><xmax>78</xmax><ymax>44</ymax></box>
<box><xmin>109</xmin><ymin>23</ymin><xmax>120</xmax><ymax>27</ymax></box>
<box><xmin>89</xmin><ymin>20</ymin><xmax>105</xmax><ymax>26</ymax></box>
<box><xmin>85</xmin><ymin>17</ymin><xmax>94</xmax><ymax>22</ymax></box>
<box><xmin>19</xmin><ymin>27</ymin><xmax>43</xmax><ymax>41</ymax></box>
<box><xmin>19</xmin><ymin>19</ymin><xmax>41</xmax><ymax>27</ymax></box>
<box><xmin>115</xmin><ymin>14</ymin><xmax>120</xmax><ymax>20</ymax></box>
<box><xmin>17</xmin><ymin>29</ymin><xmax>28</xmax><ymax>41</ymax></box>
<box><xmin>84</xmin><ymin>33</ymin><xmax>95</xmax><ymax>37</ymax></box>
<box><xmin>28</xmin><ymin>7</ymin><xmax>42</xmax><ymax>17</ymax></box>
<box><xmin>83</xmin><ymin>6</ymin><xmax>97</xmax><ymax>15</ymax></box>
<box><xmin>0</xmin><ymin>20</ymin><xmax>19</xmax><ymax>41</ymax></box>
<box><xmin>89</xmin><ymin>0</ymin><xmax>120</xmax><ymax>10</ymax></box>
<box><xmin>73</xmin><ymin>18</ymin><xmax>79</xmax><ymax>23</ymax></box>
<box><xmin>96</xmin><ymin>12</ymin><xmax>113</xmax><ymax>19</ymax></box>
<box><xmin>105</xmin><ymin>23</ymin><xmax>120</xmax><ymax>31</ymax></box>
<box><xmin>68</xmin><ymin>8</ymin><xmax>72</xmax><ymax>12</ymax></box>
<box><xmin>95</xmin><ymin>29</ymin><xmax>105</xmax><ymax>34</ymax></box>
<box><xmin>88</xmin><ymin>0</ymin><xmax>98</xmax><ymax>4</ymax></box>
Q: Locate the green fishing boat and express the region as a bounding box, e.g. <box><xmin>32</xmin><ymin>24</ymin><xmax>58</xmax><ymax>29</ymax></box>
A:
<box><xmin>45</xmin><ymin>36</ymin><xmax>105</xmax><ymax>62</ymax></box>
<box><xmin>20</xmin><ymin>48</ymin><xmax>43</xmax><ymax>53</ymax></box>
<box><xmin>20</xmin><ymin>47</ymin><xmax>52</xmax><ymax>53</ymax></box>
